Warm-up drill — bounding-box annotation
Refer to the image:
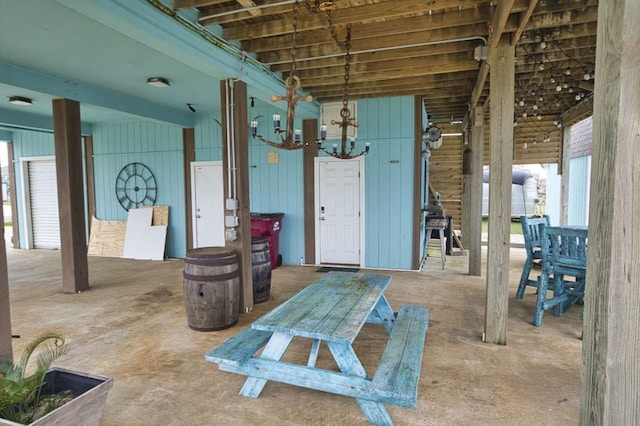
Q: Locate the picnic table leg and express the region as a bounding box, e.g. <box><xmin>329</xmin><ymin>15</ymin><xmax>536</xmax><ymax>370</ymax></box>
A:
<box><xmin>327</xmin><ymin>342</ymin><xmax>393</xmax><ymax>426</ymax></box>
<box><xmin>307</xmin><ymin>339</ymin><xmax>321</xmax><ymax>367</ymax></box>
<box><xmin>239</xmin><ymin>332</ymin><xmax>294</xmax><ymax>398</ymax></box>
<box><xmin>371</xmin><ymin>295</ymin><xmax>395</xmax><ymax>333</ymax></box>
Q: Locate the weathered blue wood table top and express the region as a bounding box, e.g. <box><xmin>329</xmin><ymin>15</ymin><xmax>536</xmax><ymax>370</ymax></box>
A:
<box><xmin>252</xmin><ymin>271</ymin><xmax>392</xmax><ymax>343</ymax></box>
<box><xmin>206</xmin><ymin>271</ymin><xmax>429</xmax><ymax>426</ymax></box>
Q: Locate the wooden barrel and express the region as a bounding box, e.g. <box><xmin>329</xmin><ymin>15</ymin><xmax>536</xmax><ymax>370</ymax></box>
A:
<box><xmin>251</xmin><ymin>237</ymin><xmax>271</xmax><ymax>304</ymax></box>
<box><xmin>183</xmin><ymin>247</ymin><xmax>240</xmax><ymax>331</ymax></box>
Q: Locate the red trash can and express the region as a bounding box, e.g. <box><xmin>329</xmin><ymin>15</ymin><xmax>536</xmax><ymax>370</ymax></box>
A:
<box><xmin>250</xmin><ymin>213</ymin><xmax>284</xmax><ymax>269</ymax></box>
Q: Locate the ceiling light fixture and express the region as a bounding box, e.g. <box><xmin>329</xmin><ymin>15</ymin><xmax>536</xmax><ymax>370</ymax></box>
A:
<box><xmin>146</xmin><ymin>77</ymin><xmax>170</xmax><ymax>88</ymax></box>
<box><xmin>8</xmin><ymin>96</ymin><xmax>33</xmax><ymax>106</ymax></box>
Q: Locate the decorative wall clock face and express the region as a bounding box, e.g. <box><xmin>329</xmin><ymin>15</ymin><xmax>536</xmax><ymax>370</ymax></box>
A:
<box><xmin>115</xmin><ymin>162</ymin><xmax>157</xmax><ymax>211</ymax></box>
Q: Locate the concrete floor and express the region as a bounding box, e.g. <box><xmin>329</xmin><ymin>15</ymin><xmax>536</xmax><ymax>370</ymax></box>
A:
<box><xmin>5</xmin><ymin>247</ymin><xmax>583</xmax><ymax>425</ymax></box>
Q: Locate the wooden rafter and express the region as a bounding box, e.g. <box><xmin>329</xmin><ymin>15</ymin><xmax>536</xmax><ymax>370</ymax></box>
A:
<box><xmin>235</xmin><ymin>0</ymin><xmax>261</xmax><ymax>17</ymax></box>
<box><xmin>512</xmin><ymin>0</ymin><xmax>540</xmax><ymax>46</ymax></box>
<box><xmin>490</xmin><ymin>0</ymin><xmax>517</xmax><ymax>47</ymax></box>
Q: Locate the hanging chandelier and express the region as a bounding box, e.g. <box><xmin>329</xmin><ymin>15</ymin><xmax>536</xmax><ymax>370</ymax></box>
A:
<box><xmin>316</xmin><ymin>25</ymin><xmax>369</xmax><ymax>159</ymax></box>
<box><xmin>250</xmin><ymin>0</ymin><xmax>314</xmax><ymax>150</ymax></box>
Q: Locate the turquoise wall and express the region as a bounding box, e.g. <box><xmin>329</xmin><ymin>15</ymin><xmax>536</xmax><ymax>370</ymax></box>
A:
<box><xmin>358</xmin><ymin>96</ymin><xmax>415</xmax><ymax>270</ymax></box>
<box><xmin>92</xmin><ymin>121</ymin><xmax>186</xmax><ymax>258</ymax></box>
<box><xmin>194</xmin><ymin>107</ymin><xmax>306</xmax><ymax>265</ymax></box>
<box><xmin>10</xmin><ymin>96</ymin><xmax>417</xmax><ymax>269</ymax></box>
<box><xmin>10</xmin><ymin>130</ymin><xmax>56</xmax><ymax>248</ymax></box>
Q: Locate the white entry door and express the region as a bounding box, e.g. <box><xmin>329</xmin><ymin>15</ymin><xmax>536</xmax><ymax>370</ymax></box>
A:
<box><xmin>316</xmin><ymin>158</ymin><xmax>364</xmax><ymax>265</ymax></box>
<box><xmin>191</xmin><ymin>161</ymin><xmax>225</xmax><ymax>248</ymax></box>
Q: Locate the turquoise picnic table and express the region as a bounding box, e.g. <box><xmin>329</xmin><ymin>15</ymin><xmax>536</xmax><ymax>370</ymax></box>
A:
<box><xmin>206</xmin><ymin>271</ymin><xmax>429</xmax><ymax>426</ymax></box>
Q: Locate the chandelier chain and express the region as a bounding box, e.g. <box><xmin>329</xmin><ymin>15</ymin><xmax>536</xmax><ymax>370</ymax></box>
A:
<box><xmin>290</xmin><ymin>0</ymin><xmax>299</xmax><ymax>79</ymax></box>
<box><xmin>342</xmin><ymin>25</ymin><xmax>351</xmax><ymax>117</ymax></box>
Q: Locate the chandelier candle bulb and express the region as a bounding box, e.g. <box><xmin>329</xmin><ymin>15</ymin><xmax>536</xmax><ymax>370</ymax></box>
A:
<box><xmin>250</xmin><ymin>121</ymin><xmax>258</xmax><ymax>137</ymax></box>
<box><xmin>294</xmin><ymin>129</ymin><xmax>301</xmax><ymax>143</ymax></box>
<box><xmin>365</xmin><ymin>142</ymin><xmax>370</xmax><ymax>153</ymax></box>
<box><xmin>273</xmin><ymin>114</ymin><xmax>281</xmax><ymax>132</ymax></box>
<box><xmin>332</xmin><ymin>144</ymin><xmax>338</xmax><ymax>154</ymax></box>
<box><xmin>320</xmin><ymin>124</ymin><xmax>327</xmax><ymax>140</ymax></box>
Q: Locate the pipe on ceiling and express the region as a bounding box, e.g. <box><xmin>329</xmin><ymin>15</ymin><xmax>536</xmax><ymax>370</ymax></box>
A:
<box><xmin>266</xmin><ymin>36</ymin><xmax>489</xmax><ymax>66</ymax></box>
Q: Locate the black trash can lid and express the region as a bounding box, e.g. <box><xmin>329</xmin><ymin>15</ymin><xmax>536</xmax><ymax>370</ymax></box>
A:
<box><xmin>250</xmin><ymin>213</ymin><xmax>284</xmax><ymax>218</ymax></box>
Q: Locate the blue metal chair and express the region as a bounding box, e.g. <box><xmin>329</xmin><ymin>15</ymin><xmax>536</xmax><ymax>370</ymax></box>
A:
<box><xmin>532</xmin><ymin>226</ymin><xmax>588</xmax><ymax>327</ymax></box>
<box><xmin>516</xmin><ymin>215</ymin><xmax>551</xmax><ymax>299</ymax></box>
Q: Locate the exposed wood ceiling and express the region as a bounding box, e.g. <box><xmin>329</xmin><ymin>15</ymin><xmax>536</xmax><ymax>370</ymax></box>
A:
<box><xmin>173</xmin><ymin>0</ymin><xmax>597</xmax><ymax>126</ymax></box>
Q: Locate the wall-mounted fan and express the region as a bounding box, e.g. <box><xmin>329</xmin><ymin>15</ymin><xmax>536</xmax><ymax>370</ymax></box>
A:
<box><xmin>422</xmin><ymin>125</ymin><xmax>443</xmax><ymax>149</ymax></box>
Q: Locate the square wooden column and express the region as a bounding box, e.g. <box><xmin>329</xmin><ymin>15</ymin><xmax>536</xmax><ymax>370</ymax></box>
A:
<box><xmin>220</xmin><ymin>80</ymin><xmax>253</xmax><ymax>312</ymax></box>
<box><xmin>0</xmin><ymin>175</ymin><xmax>11</xmax><ymax>358</ymax></box>
<box><xmin>580</xmin><ymin>0</ymin><xmax>640</xmax><ymax>423</ymax></box>
<box><xmin>303</xmin><ymin>119</ymin><xmax>318</xmax><ymax>264</ymax></box>
<box><xmin>183</xmin><ymin>128</ymin><xmax>195</xmax><ymax>251</ymax></box>
<box><xmin>484</xmin><ymin>38</ymin><xmax>515</xmax><ymax>345</ymax></box>
<box><xmin>468</xmin><ymin>106</ymin><xmax>484</xmax><ymax>276</ymax></box>
<box><xmin>52</xmin><ymin>98</ymin><xmax>89</xmax><ymax>293</ymax></box>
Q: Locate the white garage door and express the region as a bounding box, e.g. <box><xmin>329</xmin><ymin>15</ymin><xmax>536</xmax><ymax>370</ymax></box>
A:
<box><xmin>28</xmin><ymin>160</ymin><xmax>60</xmax><ymax>249</ymax></box>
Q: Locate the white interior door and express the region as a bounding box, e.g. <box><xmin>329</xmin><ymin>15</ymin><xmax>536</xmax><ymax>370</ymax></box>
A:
<box><xmin>316</xmin><ymin>158</ymin><xmax>363</xmax><ymax>265</ymax></box>
<box><xmin>191</xmin><ymin>161</ymin><xmax>225</xmax><ymax>248</ymax></box>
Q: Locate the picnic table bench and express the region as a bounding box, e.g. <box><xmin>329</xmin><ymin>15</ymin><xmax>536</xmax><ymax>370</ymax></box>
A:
<box><xmin>206</xmin><ymin>272</ymin><xmax>429</xmax><ymax>426</ymax></box>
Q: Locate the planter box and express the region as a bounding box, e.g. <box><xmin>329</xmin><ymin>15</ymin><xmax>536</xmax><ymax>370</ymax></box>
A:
<box><xmin>0</xmin><ymin>367</ymin><xmax>113</xmax><ymax>426</ymax></box>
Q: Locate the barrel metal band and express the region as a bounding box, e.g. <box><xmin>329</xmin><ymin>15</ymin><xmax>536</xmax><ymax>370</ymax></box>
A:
<box><xmin>185</xmin><ymin>256</ymin><xmax>238</xmax><ymax>267</ymax></box>
<box><xmin>183</xmin><ymin>269</ymin><xmax>239</xmax><ymax>282</ymax></box>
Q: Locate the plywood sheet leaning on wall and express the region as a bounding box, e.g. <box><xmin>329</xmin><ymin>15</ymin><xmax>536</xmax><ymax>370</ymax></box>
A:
<box><xmin>88</xmin><ymin>206</ymin><xmax>169</xmax><ymax>258</ymax></box>
<box><xmin>87</xmin><ymin>216</ymin><xmax>127</xmax><ymax>257</ymax></box>
<box><xmin>141</xmin><ymin>205</ymin><xmax>169</xmax><ymax>226</ymax></box>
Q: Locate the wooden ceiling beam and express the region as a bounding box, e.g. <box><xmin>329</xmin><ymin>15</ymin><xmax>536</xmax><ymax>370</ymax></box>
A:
<box><xmin>235</xmin><ymin>0</ymin><xmax>261</xmax><ymax>17</ymax></box>
<box><xmin>284</xmin><ymin>51</ymin><xmax>476</xmax><ymax>78</ymax></box>
<box><xmin>525</xmin><ymin>6</ymin><xmax>598</xmax><ymax>31</ymax></box>
<box><xmin>490</xmin><ymin>0</ymin><xmax>517</xmax><ymax>46</ymax></box>
<box><xmin>200</xmin><ymin>4</ymin><xmax>292</xmax><ymax>25</ymax></box>
<box><xmin>174</xmin><ymin>0</ymin><xmax>227</xmax><ymax>10</ymax></box>
<box><xmin>518</xmin><ymin>22</ymin><xmax>597</xmax><ymax>45</ymax></box>
<box><xmin>470</xmin><ymin>61</ymin><xmax>489</xmax><ymax>109</ymax></box>
<box><xmin>512</xmin><ymin>0</ymin><xmax>540</xmax><ymax>46</ymax></box>
<box><xmin>236</xmin><ymin>6</ymin><xmax>492</xmax><ymax>45</ymax></box>
<box><xmin>295</xmin><ymin>60</ymin><xmax>480</xmax><ymax>87</ymax></box>
<box><xmin>253</xmin><ymin>22</ymin><xmax>505</xmax><ymax>60</ymax></box>
<box><xmin>268</xmin><ymin>40</ymin><xmax>479</xmax><ymax>72</ymax></box>
<box><xmin>312</xmin><ymin>82</ymin><xmax>477</xmax><ymax>101</ymax></box>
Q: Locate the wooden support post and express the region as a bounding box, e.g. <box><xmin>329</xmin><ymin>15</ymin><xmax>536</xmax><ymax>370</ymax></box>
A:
<box><xmin>0</xmin><ymin>177</ymin><xmax>11</xmax><ymax>359</ymax></box>
<box><xmin>412</xmin><ymin>95</ymin><xmax>424</xmax><ymax>270</ymax></box>
<box><xmin>468</xmin><ymin>106</ymin><xmax>484</xmax><ymax>276</ymax></box>
<box><xmin>484</xmin><ymin>38</ymin><xmax>514</xmax><ymax>345</ymax></box>
<box><xmin>580</xmin><ymin>0</ymin><xmax>640</xmax><ymax>423</ymax></box>
<box><xmin>303</xmin><ymin>119</ymin><xmax>317</xmax><ymax>264</ymax></box>
<box><xmin>52</xmin><ymin>98</ymin><xmax>89</xmax><ymax>293</ymax></box>
<box><xmin>183</xmin><ymin>128</ymin><xmax>195</xmax><ymax>251</ymax></box>
<box><xmin>220</xmin><ymin>80</ymin><xmax>253</xmax><ymax>312</ymax></box>
<box><xmin>559</xmin><ymin>126</ymin><xmax>571</xmax><ymax>226</ymax></box>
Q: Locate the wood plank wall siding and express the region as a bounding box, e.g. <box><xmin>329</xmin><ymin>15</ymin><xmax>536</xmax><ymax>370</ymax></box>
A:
<box><xmin>483</xmin><ymin>117</ymin><xmax>562</xmax><ymax>165</ymax></box>
<box><xmin>91</xmin><ymin>122</ymin><xmax>187</xmax><ymax>258</ymax></box>
<box><xmin>428</xmin><ymin>135</ymin><xmax>463</xmax><ymax>229</ymax></box>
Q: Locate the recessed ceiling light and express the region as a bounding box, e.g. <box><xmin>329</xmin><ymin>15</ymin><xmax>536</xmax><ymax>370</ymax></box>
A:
<box><xmin>8</xmin><ymin>96</ymin><xmax>33</xmax><ymax>106</ymax></box>
<box><xmin>146</xmin><ymin>77</ymin><xmax>170</xmax><ymax>88</ymax></box>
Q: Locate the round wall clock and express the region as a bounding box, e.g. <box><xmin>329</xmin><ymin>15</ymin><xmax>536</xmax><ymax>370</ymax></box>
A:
<box><xmin>115</xmin><ymin>162</ymin><xmax>157</xmax><ymax>211</ymax></box>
